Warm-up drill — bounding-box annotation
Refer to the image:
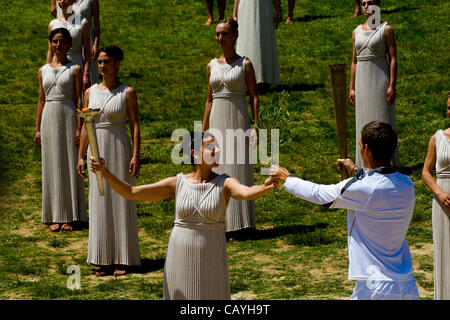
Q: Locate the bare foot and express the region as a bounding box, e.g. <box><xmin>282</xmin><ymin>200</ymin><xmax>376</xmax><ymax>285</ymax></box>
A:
<box><xmin>95</xmin><ymin>266</ymin><xmax>110</xmax><ymax>276</ymax></box>
<box><xmin>352</xmin><ymin>8</ymin><xmax>360</xmax><ymax>17</ymax></box>
<box><xmin>114</xmin><ymin>267</ymin><xmax>127</xmax><ymax>276</ymax></box>
<box><xmin>204</xmin><ymin>18</ymin><xmax>213</xmax><ymax>26</ymax></box>
<box><xmin>50</xmin><ymin>224</ymin><xmax>61</xmax><ymax>232</ymax></box>
<box><xmin>286</xmin><ymin>17</ymin><xmax>294</xmax><ymax>24</ymax></box>
<box><xmin>61</xmin><ymin>223</ymin><xmax>74</xmax><ymax>231</ymax></box>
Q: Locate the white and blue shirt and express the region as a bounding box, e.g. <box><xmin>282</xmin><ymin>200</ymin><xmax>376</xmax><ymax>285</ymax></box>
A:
<box><xmin>284</xmin><ymin>168</ymin><xmax>415</xmax><ymax>281</ymax></box>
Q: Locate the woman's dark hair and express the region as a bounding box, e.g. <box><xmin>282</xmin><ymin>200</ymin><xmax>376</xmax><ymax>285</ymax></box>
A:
<box><xmin>361</xmin><ymin>121</ymin><xmax>397</xmax><ymax>164</ymax></box>
<box><xmin>48</xmin><ymin>27</ymin><xmax>72</xmax><ymax>49</ymax></box>
<box><xmin>99</xmin><ymin>44</ymin><xmax>124</xmax><ymax>62</ymax></box>
<box><xmin>217</xmin><ymin>18</ymin><xmax>239</xmax><ymax>36</ymax></box>
<box><xmin>181</xmin><ymin>131</ymin><xmax>214</xmax><ymax>165</ymax></box>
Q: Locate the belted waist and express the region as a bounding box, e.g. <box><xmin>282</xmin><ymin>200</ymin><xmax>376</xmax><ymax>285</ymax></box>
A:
<box><xmin>436</xmin><ymin>172</ymin><xmax>450</xmax><ymax>179</ymax></box>
<box><xmin>95</xmin><ymin>121</ymin><xmax>126</xmax><ymax>129</ymax></box>
<box><xmin>45</xmin><ymin>94</ymin><xmax>73</xmax><ymax>102</ymax></box>
<box><xmin>174</xmin><ymin>220</ymin><xmax>225</xmax><ymax>230</ymax></box>
<box><xmin>357</xmin><ymin>54</ymin><xmax>386</xmax><ymax>61</ymax></box>
<box><xmin>213</xmin><ymin>92</ymin><xmax>246</xmax><ymax>99</ymax></box>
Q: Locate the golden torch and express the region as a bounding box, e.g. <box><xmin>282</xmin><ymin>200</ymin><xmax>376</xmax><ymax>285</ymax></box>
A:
<box><xmin>329</xmin><ymin>64</ymin><xmax>348</xmax><ymax>180</ymax></box>
<box><xmin>77</xmin><ymin>107</ymin><xmax>104</xmax><ymax>196</ymax></box>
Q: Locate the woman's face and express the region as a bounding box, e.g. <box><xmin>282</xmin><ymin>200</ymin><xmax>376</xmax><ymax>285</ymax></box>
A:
<box><xmin>215</xmin><ymin>23</ymin><xmax>237</xmax><ymax>49</ymax></box>
<box><xmin>57</xmin><ymin>0</ymin><xmax>76</xmax><ymax>10</ymax></box>
<box><xmin>194</xmin><ymin>136</ymin><xmax>220</xmax><ymax>167</ymax></box>
<box><xmin>361</xmin><ymin>0</ymin><xmax>380</xmax><ymax>19</ymax></box>
<box><xmin>50</xmin><ymin>33</ymin><xmax>71</xmax><ymax>56</ymax></box>
<box><xmin>97</xmin><ymin>52</ymin><xmax>120</xmax><ymax>77</ymax></box>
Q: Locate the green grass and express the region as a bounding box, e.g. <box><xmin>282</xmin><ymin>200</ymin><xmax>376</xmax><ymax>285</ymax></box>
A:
<box><xmin>0</xmin><ymin>0</ymin><xmax>449</xmax><ymax>300</ymax></box>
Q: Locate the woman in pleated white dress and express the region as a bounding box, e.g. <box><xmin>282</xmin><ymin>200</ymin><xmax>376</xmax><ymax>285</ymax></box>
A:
<box><xmin>34</xmin><ymin>28</ymin><xmax>87</xmax><ymax>232</ymax></box>
<box><xmin>48</xmin><ymin>0</ymin><xmax>91</xmax><ymax>91</ymax></box>
<box><xmin>51</xmin><ymin>0</ymin><xmax>100</xmax><ymax>84</ymax></box>
<box><xmin>89</xmin><ymin>132</ymin><xmax>277</xmax><ymax>299</ymax></box>
<box><xmin>422</xmin><ymin>94</ymin><xmax>450</xmax><ymax>300</ymax></box>
<box><xmin>233</xmin><ymin>0</ymin><xmax>281</xmax><ymax>89</ymax></box>
<box><xmin>349</xmin><ymin>0</ymin><xmax>398</xmax><ymax>168</ymax></box>
<box><xmin>202</xmin><ymin>19</ymin><xmax>260</xmax><ymax>241</ymax></box>
<box><xmin>77</xmin><ymin>45</ymin><xmax>141</xmax><ymax>276</ymax></box>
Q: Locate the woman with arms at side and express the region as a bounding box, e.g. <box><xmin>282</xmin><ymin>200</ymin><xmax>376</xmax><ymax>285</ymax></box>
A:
<box><xmin>90</xmin><ymin>132</ymin><xmax>276</xmax><ymax>299</ymax></box>
<box><xmin>35</xmin><ymin>28</ymin><xmax>87</xmax><ymax>232</ymax></box>
<box><xmin>77</xmin><ymin>45</ymin><xmax>141</xmax><ymax>276</ymax></box>
<box><xmin>349</xmin><ymin>0</ymin><xmax>398</xmax><ymax>168</ymax></box>
<box><xmin>48</xmin><ymin>0</ymin><xmax>91</xmax><ymax>91</ymax></box>
<box><xmin>202</xmin><ymin>18</ymin><xmax>259</xmax><ymax>241</ymax></box>
<box><xmin>51</xmin><ymin>0</ymin><xmax>100</xmax><ymax>84</ymax></box>
<box><xmin>422</xmin><ymin>93</ymin><xmax>450</xmax><ymax>300</ymax></box>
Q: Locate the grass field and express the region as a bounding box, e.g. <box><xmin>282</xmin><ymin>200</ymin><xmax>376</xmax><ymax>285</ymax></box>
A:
<box><xmin>0</xmin><ymin>0</ymin><xmax>449</xmax><ymax>300</ymax></box>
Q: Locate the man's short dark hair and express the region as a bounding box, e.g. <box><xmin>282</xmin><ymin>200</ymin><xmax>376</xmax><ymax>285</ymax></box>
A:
<box><xmin>361</xmin><ymin>121</ymin><xmax>397</xmax><ymax>164</ymax></box>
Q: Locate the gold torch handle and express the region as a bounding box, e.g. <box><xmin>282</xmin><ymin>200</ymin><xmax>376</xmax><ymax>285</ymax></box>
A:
<box><xmin>84</xmin><ymin>118</ymin><xmax>105</xmax><ymax>196</ymax></box>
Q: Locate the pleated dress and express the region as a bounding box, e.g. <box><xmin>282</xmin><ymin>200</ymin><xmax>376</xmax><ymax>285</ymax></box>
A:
<box><xmin>40</xmin><ymin>62</ymin><xmax>87</xmax><ymax>224</ymax></box>
<box><xmin>432</xmin><ymin>130</ymin><xmax>450</xmax><ymax>300</ymax></box>
<box><xmin>56</xmin><ymin>0</ymin><xmax>98</xmax><ymax>84</ymax></box>
<box><xmin>236</xmin><ymin>0</ymin><xmax>280</xmax><ymax>84</ymax></box>
<box><xmin>49</xmin><ymin>15</ymin><xmax>88</xmax><ymax>81</ymax></box>
<box><xmin>86</xmin><ymin>83</ymin><xmax>140</xmax><ymax>266</ymax></box>
<box><xmin>164</xmin><ymin>173</ymin><xmax>231</xmax><ymax>300</ymax></box>
<box><xmin>208</xmin><ymin>56</ymin><xmax>255</xmax><ymax>232</ymax></box>
<box><xmin>354</xmin><ymin>21</ymin><xmax>398</xmax><ymax>168</ymax></box>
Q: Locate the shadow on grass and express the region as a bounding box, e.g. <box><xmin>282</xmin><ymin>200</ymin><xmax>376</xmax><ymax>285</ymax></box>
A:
<box><xmin>131</xmin><ymin>258</ymin><xmax>165</xmax><ymax>274</ymax></box>
<box><xmin>259</xmin><ymin>83</ymin><xmax>324</xmax><ymax>95</ymax></box>
<box><xmin>229</xmin><ymin>222</ymin><xmax>329</xmax><ymax>241</ymax></box>
<box><xmin>294</xmin><ymin>14</ymin><xmax>334</xmax><ymax>23</ymax></box>
<box><xmin>382</xmin><ymin>6</ymin><xmax>420</xmax><ymax>15</ymax></box>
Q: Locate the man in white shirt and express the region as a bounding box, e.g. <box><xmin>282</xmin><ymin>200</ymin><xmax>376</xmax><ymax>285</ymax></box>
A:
<box><xmin>270</xmin><ymin>121</ymin><xmax>419</xmax><ymax>300</ymax></box>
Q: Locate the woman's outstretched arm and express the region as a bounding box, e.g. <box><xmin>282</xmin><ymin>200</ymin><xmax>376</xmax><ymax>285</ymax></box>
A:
<box><xmin>90</xmin><ymin>157</ymin><xmax>176</xmax><ymax>201</ymax></box>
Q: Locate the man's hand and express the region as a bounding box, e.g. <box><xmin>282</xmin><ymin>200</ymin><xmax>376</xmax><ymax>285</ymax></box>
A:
<box><xmin>270</xmin><ymin>164</ymin><xmax>291</xmax><ymax>182</ymax></box>
<box><xmin>337</xmin><ymin>158</ymin><xmax>357</xmax><ymax>176</ymax></box>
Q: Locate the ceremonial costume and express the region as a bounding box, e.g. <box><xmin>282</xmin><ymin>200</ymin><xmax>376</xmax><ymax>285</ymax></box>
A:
<box><xmin>284</xmin><ymin>168</ymin><xmax>419</xmax><ymax>300</ymax></box>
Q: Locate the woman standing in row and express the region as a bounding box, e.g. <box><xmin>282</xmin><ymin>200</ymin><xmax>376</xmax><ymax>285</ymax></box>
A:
<box><xmin>51</xmin><ymin>0</ymin><xmax>100</xmax><ymax>85</ymax></box>
<box><xmin>35</xmin><ymin>28</ymin><xmax>87</xmax><ymax>232</ymax></box>
<box><xmin>349</xmin><ymin>0</ymin><xmax>398</xmax><ymax>168</ymax></box>
<box><xmin>77</xmin><ymin>45</ymin><xmax>141</xmax><ymax>276</ymax></box>
<box><xmin>202</xmin><ymin>19</ymin><xmax>259</xmax><ymax>241</ymax></box>
<box><xmin>89</xmin><ymin>132</ymin><xmax>276</xmax><ymax>299</ymax></box>
<box><xmin>233</xmin><ymin>0</ymin><xmax>281</xmax><ymax>91</ymax></box>
<box><xmin>48</xmin><ymin>0</ymin><xmax>92</xmax><ymax>91</ymax></box>
<box><xmin>422</xmin><ymin>93</ymin><xmax>450</xmax><ymax>300</ymax></box>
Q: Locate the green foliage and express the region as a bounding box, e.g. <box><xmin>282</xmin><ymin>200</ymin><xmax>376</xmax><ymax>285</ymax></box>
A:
<box><xmin>0</xmin><ymin>0</ymin><xmax>448</xmax><ymax>300</ymax></box>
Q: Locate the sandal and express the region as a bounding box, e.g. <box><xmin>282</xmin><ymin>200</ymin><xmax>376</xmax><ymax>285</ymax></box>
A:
<box><xmin>50</xmin><ymin>224</ymin><xmax>61</xmax><ymax>232</ymax></box>
<box><xmin>61</xmin><ymin>223</ymin><xmax>74</xmax><ymax>231</ymax></box>
<box><xmin>94</xmin><ymin>266</ymin><xmax>111</xmax><ymax>277</ymax></box>
<box><xmin>114</xmin><ymin>266</ymin><xmax>127</xmax><ymax>276</ymax></box>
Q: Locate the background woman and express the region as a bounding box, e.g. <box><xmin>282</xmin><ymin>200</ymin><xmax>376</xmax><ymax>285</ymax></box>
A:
<box><xmin>77</xmin><ymin>45</ymin><xmax>141</xmax><ymax>276</ymax></box>
<box><xmin>89</xmin><ymin>132</ymin><xmax>277</xmax><ymax>299</ymax></box>
<box><xmin>48</xmin><ymin>0</ymin><xmax>91</xmax><ymax>91</ymax></box>
<box><xmin>35</xmin><ymin>28</ymin><xmax>87</xmax><ymax>232</ymax></box>
<box><xmin>51</xmin><ymin>0</ymin><xmax>100</xmax><ymax>84</ymax></box>
<box><xmin>233</xmin><ymin>0</ymin><xmax>281</xmax><ymax>91</ymax></box>
<box><xmin>203</xmin><ymin>0</ymin><xmax>226</xmax><ymax>26</ymax></box>
<box><xmin>349</xmin><ymin>0</ymin><xmax>398</xmax><ymax>168</ymax></box>
<box><xmin>202</xmin><ymin>19</ymin><xmax>259</xmax><ymax>241</ymax></box>
<box><xmin>422</xmin><ymin>93</ymin><xmax>450</xmax><ymax>300</ymax></box>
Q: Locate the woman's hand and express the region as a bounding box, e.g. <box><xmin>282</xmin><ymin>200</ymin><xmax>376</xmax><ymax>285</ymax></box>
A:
<box><xmin>349</xmin><ymin>89</ymin><xmax>356</xmax><ymax>107</ymax></box>
<box><xmin>82</xmin><ymin>74</ymin><xmax>91</xmax><ymax>92</ymax></box>
<box><xmin>386</xmin><ymin>86</ymin><xmax>396</xmax><ymax>105</ymax></box>
<box><xmin>89</xmin><ymin>156</ymin><xmax>105</xmax><ymax>174</ymax></box>
<box><xmin>250</xmin><ymin>126</ymin><xmax>258</xmax><ymax>150</ymax></box>
<box><xmin>34</xmin><ymin>131</ymin><xmax>41</xmax><ymax>147</ymax></box>
<box><xmin>437</xmin><ymin>192</ymin><xmax>450</xmax><ymax>209</ymax></box>
<box><xmin>91</xmin><ymin>43</ymin><xmax>99</xmax><ymax>61</ymax></box>
<box><xmin>129</xmin><ymin>156</ymin><xmax>140</xmax><ymax>177</ymax></box>
<box><xmin>75</xmin><ymin>128</ymin><xmax>81</xmax><ymax>148</ymax></box>
<box><xmin>77</xmin><ymin>158</ymin><xmax>87</xmax><ymax>179</ymax></box>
